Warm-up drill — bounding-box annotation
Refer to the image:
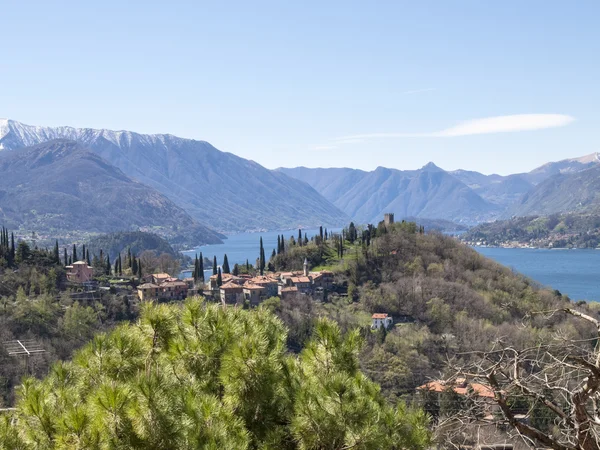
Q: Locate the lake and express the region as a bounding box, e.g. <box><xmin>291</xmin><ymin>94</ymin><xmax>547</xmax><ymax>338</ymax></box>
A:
<box><xmin>181</xmin><ymin>228</ymin><xmax>333</xmax><ymax>278</ymax></box>
<box><xmin>475</xmin><ymin>247</ymin><xmax>600</xmax><ymax>302</ymax></box>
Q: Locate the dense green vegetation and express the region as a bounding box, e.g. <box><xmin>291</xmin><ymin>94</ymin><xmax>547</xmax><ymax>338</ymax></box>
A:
<box><xmin>0</xmin><ymin>300</ymin><xmax>430</xmax><ymax>449</ymax></box>
<box><xmin>464</xmin><ymin>212</ymin><xmax>600</xmax><ymax>248</ymax></box>
<box><xmin>86</xmin><ymin>231</ymin><xmax>180</xmax><ymax>261</ymax></box>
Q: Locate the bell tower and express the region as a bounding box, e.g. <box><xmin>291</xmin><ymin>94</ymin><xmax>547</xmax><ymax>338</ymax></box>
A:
<box><xmin>303</xmin><ymin>258</ymin><xmax>309</xmax><ymax>276</ymax></box>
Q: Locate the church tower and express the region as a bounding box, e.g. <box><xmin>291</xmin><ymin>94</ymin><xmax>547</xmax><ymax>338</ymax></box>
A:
<box><xmin>303</xmin><ymin>258</ymin><xmax>309</xmax><ymax>276</ymax></box>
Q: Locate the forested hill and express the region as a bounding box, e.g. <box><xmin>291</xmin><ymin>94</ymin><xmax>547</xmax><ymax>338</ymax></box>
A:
<box><xmin>0</xmin><ymin>140</ymin><xmax>223</xmax><ymax>246</ymax></box>
<box><xmin>86</xmin><ymin>231</ymin><xmax>180</xmax><ymax>260</ymax></box>
<box><xmin>462</xmin><ymin>212</ymin><xmax>600</xmax><ymax>248</ymax></box>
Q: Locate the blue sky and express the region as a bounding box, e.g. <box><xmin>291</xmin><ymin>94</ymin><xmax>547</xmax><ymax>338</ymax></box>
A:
<box><xmin>2</xmin><ymin>1</ymin><xmax>599</xmax><ymax>175</ymax></box>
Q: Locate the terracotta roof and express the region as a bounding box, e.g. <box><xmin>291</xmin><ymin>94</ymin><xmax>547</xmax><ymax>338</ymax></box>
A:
<box><xmin>281</xmin><ymin>272</ymin><xmax>294</xmax><ymax>278</ymax></box>
<box><xmin>182</xmin><ymin>277</ymin><xmax>194</xmax><ymax>282</ymax></box>
<box><xmin>243</xmin><ymin>284</ymin><xmax>265</xmax><ymax>291</ymax></box>
<box><xmin>164</xmin><ymin>277</ymin><xmax>179</xmax><ymax>282</ymax></box>
<box><xmin>220</xmin><ymin>282</ymin><xmax>243</xmax><ymax>291</ymax></box>
<box><xmin>138</xmin><ymin>283</ymin><xmax>159</xmax><ymax>289</ymax></box>
<box><xmin>417</xmin><ymin>381</ymin><xmax>494</xmax><ymax>399</ymax></box>
<box><xmin>372</xmin><ymin>313</ymin><xmax>388</xmax><ymax>319</ymax></box>
<box><xmin>152</xmin><ymin>273</ymin><xmax>170</xmax><ymax>278</ymax></box>
<box><xmin>281</xmin><ymin>286</ymin><xmax>298</xmax><ymax>293</ymax></box>
<box><xmin>291</xmin><ymin>277</ymin><xmax>311</xmax><ymax>284</ymax></box>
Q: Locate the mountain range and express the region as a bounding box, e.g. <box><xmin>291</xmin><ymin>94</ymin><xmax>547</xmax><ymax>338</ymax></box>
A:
<box><xmin>279</xmin><ymin>152</ymin><xmax>600</xmax><ymax>225</ymax></box>
<box><xmin>0</xmin><ymin>119</ymin><xmax>349</xmax><ymax>233</ymax></box>
<box><xmin>2</xmin><ymin>118</ymin><xmax>600</xmax><ymax>233</ymax></box>
<box><xmin>0</xmin><ymin>140</ymin><xmax>223</xmax><ymax>245</ymax></box>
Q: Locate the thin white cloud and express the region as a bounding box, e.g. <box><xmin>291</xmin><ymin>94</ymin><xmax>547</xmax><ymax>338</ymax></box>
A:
<box><xmin>434</xmin><ymin>114</ymin><xmax>575</xmax><ymax>137</ymax></box>
<box><xmin>332</xmin><ymin>114</ymin><xmax>575</xmax><ymax>143</ymax></box>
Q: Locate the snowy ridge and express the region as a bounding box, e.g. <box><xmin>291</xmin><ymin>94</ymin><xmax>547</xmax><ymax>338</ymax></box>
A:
<box><xmin>0</xmin><ymin>119</ymin><xmax>203</xmax><ymax>152</ymax></box>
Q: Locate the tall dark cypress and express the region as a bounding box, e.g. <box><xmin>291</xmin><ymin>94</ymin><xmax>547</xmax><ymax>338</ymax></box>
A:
<box><xmin>319</xmin><ymin>226</ymin><xmax>324</xmax><ymax>242</ymax></box>
<box><xmin>63</xmin><ymin>247</ymin><xmax>68</xmax><ymax>266</ymax></box>
<box><xmin>53</xmin><ymin>240</ymin><xmax>60</xmax><ymax>264</ymax></box>
<box><xmin>127</xmin><ymin>248</ymin><xmax>132</xmax><ymax>269</ymax></box>
<box><xmin>106</xmin><ymin>254</ymin><xmax>111</xmax><ymax>276</ymax></box>
<box><xmin>246</xmin><ymin>259</ymin><xmax>250</xmax><ymax>272</ymax></box>
<box><xmin>298</xmin><ymin>229</ymin><xmax>302</xmax><ymax>246</ymax></box>
<box><xmin>82</xmin><ymin>244</ymin><xmax>86</xmax><ymax>261</ymax></box>
<box><xmin>118</xmin><ymin>254</ymin><xmax>123</xmax><ymax>276</ymax></box>
<box><xmin>259</xmin><ymin>237</ymin><xmax>265</xmax><ymax>275</ymax></box>
<box><xmin>217</xmin><ymin>267</ymin><xmax>223</xmax><ymax>286</ymax></box>
<box><xmin>132</xmin><ymin>255</ymin><xmax>138</xmax><ymax>275</ymax></box>
<box><xmin>72</xmin><ymin>244</ymin><xmax>77</xmax><ymax>262</ymax></box>
<box><xmin>277</xmin><ymin>235</ymin><xmax>281</xmax><ymax>255</ymax></box>
<box><xmin>114</xmin><ymin>257</ymin><xmax>119</xmax><ymax>275</ymax></box>
<box><xmin>137</xmin><ymin>260</ymin><xmax>142</xmax><ymax>278</ymax></box>
<box><xmin>199</xmin><ymin>252</ymin><xmax>204</xmax><ymax>281</ymax></box>
<box><xmin>281</xmin><ymin>235</ymin><xmax>285</xmax><ymax>253</ymax></box>
<box><xmin>86</xmin><ymin>249</ymin><xmax>90</xmax><ymax>265</ymax></box>
<box><xmin>222</xmin><ymin>254</ymin><xmax>230</xmax><ymax>274</ymax></box>
<box><xmin>194</xmin><ymin>255</ymin><xmax>199</xmax><ymax>283</ymax></box>
<box><xmin>213</xmin><ymin>256</ymin><xmax>218</xmax><ymax>276</ymax></box>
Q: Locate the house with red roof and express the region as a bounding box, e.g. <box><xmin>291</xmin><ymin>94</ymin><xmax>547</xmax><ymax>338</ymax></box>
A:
<box><xmin>371</xmin><ymin>313</ymin><xmax>393</xmax><ymax>330</ymax></box>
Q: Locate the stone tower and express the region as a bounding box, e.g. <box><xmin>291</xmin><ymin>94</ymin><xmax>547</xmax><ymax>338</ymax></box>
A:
<box><xmin>384</xmin><ymin>213</ymin><xmax>395</xmax><ymax>226</ymax></box>
<box><xmin>303</xmin><ymin>258</ymin><xmax>309</xmax><ymax>277</ymax></box>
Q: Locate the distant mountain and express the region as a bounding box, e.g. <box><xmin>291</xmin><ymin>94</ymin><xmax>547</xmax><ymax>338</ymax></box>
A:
<box><xmin>450</xmin><ymin>170</ymin><xmax>534</xmax><ymax>207</ymax></box>
<box><xmin>0</xmin><ymin>119</ymin><xmax>349</xmax><ymax>232</ymax></box>
<box><xmin>0</xmin><ymin>140</ymin><xmax>223</xmax><ymax>245</ymax></box>
<box><xmin>511</xmin><ymin>165</ymin><xmax>600</xmax><ymax>217</ymax></box>
<box><xmin>279</xmin><ymin>163</ymin><xmax>499</xmax><ymax>225</ymax></box>
<box><xmin>525</xmin><ymin>152</ymin><xmax>600</xmax><ymax>184</ymax></box>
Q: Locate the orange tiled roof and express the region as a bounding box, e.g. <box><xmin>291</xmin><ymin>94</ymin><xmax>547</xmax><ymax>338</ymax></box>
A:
<box><xmin>161</xmin><ymin>281</ymin><xmax>187</xmax><ymax>287</ymax></box>
<box><xmin>138</xmin><ymin>283</ymin><xmax>159</xmax><ymax>289</ymax></box>
<box><xmin>220</xmin><ymin>282</ymin><xmax>243</xmax><ymax>290</ymax></box>
<box><xmin>372</xmin><ymin>313</ymin><xmax>388</xmax><ymax>319</ymax></box>
<box><xmin>291</xmin><ymin>277</ymin><xmax>311</xmax><ymax>284</ymax></box>
<box><xmin>281</xmin><ymin>286</ymin><xmax>298</xmax><ymax>292</ymax></box>
<box><xmin>243</xmin><ymin>284</ymin><xmax>265</xmax><ymax>290</ymax></box>
<box><xmin>417</xmin><ymin>381</ymin><xmax>494</xmax><ymax>399</ymax></box>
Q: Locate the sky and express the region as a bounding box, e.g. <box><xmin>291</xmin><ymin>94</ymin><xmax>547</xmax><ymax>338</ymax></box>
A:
<box><xmin>1</xmin><ymin>0</ymin><xmax>599</xmax><ymax>175</ymax></box>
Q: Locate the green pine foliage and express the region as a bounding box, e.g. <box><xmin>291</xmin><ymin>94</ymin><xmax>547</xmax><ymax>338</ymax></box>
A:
<box><xmin>0</xmin><ymin>300</ymin><xmax>431</xmax><ymax>449</ymax></box>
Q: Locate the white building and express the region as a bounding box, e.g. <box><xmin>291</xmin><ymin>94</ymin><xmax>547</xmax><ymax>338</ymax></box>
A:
<box><xmin>371</xmin><ymin>313</ymin><xmax>393</xmax><ymax>330</ymax></box>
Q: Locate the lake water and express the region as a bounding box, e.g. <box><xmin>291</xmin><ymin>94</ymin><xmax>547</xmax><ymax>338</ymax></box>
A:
<box><xmin>475</xmin><ymin>247</ymin><xmax>600</xmax><ymax>302</ymax></box>
<box><xmin>181</xmin><ymin>228</ymin><xmax>333</xmax><ymax>278</ymax></box>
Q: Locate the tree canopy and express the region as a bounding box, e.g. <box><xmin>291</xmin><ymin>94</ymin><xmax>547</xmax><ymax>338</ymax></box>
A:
<box><xmin>0</xmin><ymin>299</ymin><xmax>430</xmax><ymax>449</ymax></box>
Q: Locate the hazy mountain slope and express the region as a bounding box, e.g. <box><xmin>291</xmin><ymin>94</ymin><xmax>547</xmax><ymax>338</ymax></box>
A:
<box><xmin>524</xmin><ymin>152</ymin><xmax>600</xmax><ymax>184</ymax></box>
<box><xmin>280</xmin><ymin>163</ymin><xmax>499</xmax><ymax>225</ymax></box>
<box><xmin>450</xmin><ymin>170</ymin><xmax>533</xmax><ymax>206</ymax></box>
<box><xmin>0</xmin><ymin>119</ymin><xmax>349</xmax><ymax>232</ymax></box>
<box><xmin>0</xmin><ymin>140</ymin><xmax>223</xmax><ymax>245</ymax></box>
<box><xmin>511</xmin><ymin>165</ymin><xmax>600</xmax><ymax>217</ymax></box>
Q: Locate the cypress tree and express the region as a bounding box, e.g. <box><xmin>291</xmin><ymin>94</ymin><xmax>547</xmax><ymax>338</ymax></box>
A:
<box><xmin>82</xmin><ymin>244</ymin><xmax>86</xmax><ymax>261</ymax></box>
<box><xmin>72</xmin><ymin>244</ymin><xmax>77</xmax><ymax>262</ymax></box>
<box><xmin>213</xmin><ymin>256</ymin><xmax>218</xmax><ymax>276</ymax></box>
<box><xmin>106</xmin><ymin>254</ymin><xmax>111</xmax><ymax>276</ymax></box>
<box><xmin>64</xmin><ymin>248</ymin><xmax>68</xmax><ymax>266</ymax></box>
<box><xmin>232</xmin><ymin>263</ymin><xmax>239</xmax><ymax>276</ymax></box>
<box><xmin>277</xmin><ymin>235</ymin><xmax>281</xmax><ymax>255</ymax></box>
<box><xmin>298</xmin><ymin>229</ymin><xmax>302</xmax><ymax>246</ymax></box>
<box><xmin>246</xmin><ymin>259</ymin><xmax>250</xmax><ymax>272</ymax></box>
<box><xmin>320</xmin><ymin>226</ymin><xmax>324</xmax><ymax>241</ymax></box>
<box><xmin>118</xmin><ymin>254</ymin><xmax>123</xmax><ymax>276</ymax></box>
<box><xmin>137</xmin><ymin>260</ymin><xmax>142</xmax><ymax>278</ymax></box>
<box><xmin>217</xmin><ymin>267</ymin><xmax>222</xmax><ymax>286</ymax></box>
<box><xmin>53</xmin><ymin>240</ymin><xmax>60</xmax><ymax>264</ymax></box>
<box><xmin>114</xmin><ymin>257</ymin><xmax>119</xmax><ymax>275</ymax></box>
<box><xmin>259</xmin><ymin>237</ymin><xmax>265</xmax><ymax>276</ymax></box>
<box><xmin>127</xmin><ymin>248</ymin><xmax>132</xmax><ymax>269</ymax></box>
<box><xmin>281</xmin><ymin>235</ymin><xmax>285</xmax><ymax>253</ymax></box>
<box><xmin>10</xmin><ymin>233</ymin><xmax>15</xmax><ymax>261</ymax></box>
<box><xmin>271</xmin><ymin>249</ymin><xmax>276</xmax><ymax>260</ymax></box>
<box><xmin>132</xmin><ymin>255</ymin><xmax>138</xmax><ymax>275</ymax></box>
<box><xmin>222</xmin><ymin>254</ymin><xmax>231</xmax><ymax>274</ymax></box>
<box><xmin>194</xmin><ymin>255</ymin><xmax>199</xmax><ymax>283</ymax></box>
<box><xmin>86</xmin><ymin>249</ymin><xmax>90</xmax><ymax>265</ymax></box>
<box><xmin>199</xmin><ymin>252</ymin><xmax>204</xmax><ymax>281</ymax></box>
<box><xmin>304</xmin><ymin>233</ymin><xmax>308</xmax><ymax>246</ymax></box>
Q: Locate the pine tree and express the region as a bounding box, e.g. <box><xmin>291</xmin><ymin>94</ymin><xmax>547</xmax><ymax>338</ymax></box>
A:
<box><xmin>217</xmin><ymin>267</ymin><xmax>223</xmax><ymax>286</ymax></box>
<box><xmin>223</xmin><ymin>254</ymin><xmax>231</xmax><ymax>274</ymax></box>
<box><xmin>53</xmin><ymin>240</ymin><xmax>60</xmax><ymax>264</ymax></box>
<box><xmin>199</xmin><ymin>252</ymin><xmax>204</xmax><ymax>281</ymax></box>
<box><xmin>213</xmin><ymin>256</ymin><xmax>218</xmax><ymax>276</ymax></box>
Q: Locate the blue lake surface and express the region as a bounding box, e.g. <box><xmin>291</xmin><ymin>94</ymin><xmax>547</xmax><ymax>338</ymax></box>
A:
<box><xmin>475</xmin><ymin>247</ymin><xmax>600</xmax><ymax>302</ymax></box>
<box><xmin>181</xmin><ymin>228</ymin><xmax>334</xmax><ymax>278</ymax></box>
